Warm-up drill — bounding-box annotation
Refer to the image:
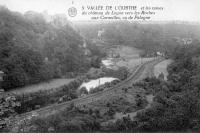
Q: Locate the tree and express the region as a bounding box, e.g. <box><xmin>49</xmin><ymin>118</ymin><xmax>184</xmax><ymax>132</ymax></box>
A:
<box><xmin>158</xmin><ymin>72</ymin><xmax>164</xmax><ymax>80</ymax></box>
<box><xmin>107</xmin><ymin>107</ymin><xmax>115</xmax><ymax>118</ymax></box>
<box><xmin>79</xmin><ymin>87</ymin><xmax>88</xmax><ymax>95</ymax></box>
<box><xmin>0</xmin><ymin>8</ymin><xmax>92</xmax><ymax>90</ymax></box>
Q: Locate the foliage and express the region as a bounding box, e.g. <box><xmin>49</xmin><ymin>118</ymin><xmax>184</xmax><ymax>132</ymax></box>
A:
<box><xmin>76</xmin><ymin>21</ymin><xmax>200</xmax><ymax>56</ymax></box>
<box><xmin>132</xmin><ymin>44</ymin><xmax>200</xmax><ymax>131</ymax></box>
<box><xmin>15</xmin><ymin>78</ymin><xmax>84</xmax><ymax>113</ymax></box>
<box><xmin>89</xmin><ymin>79</ymin><xmax>119</xmax><ymax>94</ymax></box>
<box><xmin>26</xmin><ymin>106</ymin><xmax>101</xmax><ymax>132</ymax></box>
<box><xmin>103</xmin><ymin>67</ymin><xmax>129</xmax><ymax>80</ymax></box>
<box><xmin>79</xmin><ymin>87</ymin><xmax>88</xmax><ymax>95</ymax></box>
<box><xmin>0</xmin><ymin>7</ymin><xmax>99</xmax><ymax>90</ymax></box>
<box><xmin>0</xmin><ymin>94</ymin><xmax>20</xmax><ymax>130</ymax></box>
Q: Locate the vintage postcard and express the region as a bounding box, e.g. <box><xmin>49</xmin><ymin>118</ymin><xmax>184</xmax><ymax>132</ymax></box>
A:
<box><xmin>0</xmin><ymin>0</ymin><xmax>200</xmax><ymax>132</ymax></box>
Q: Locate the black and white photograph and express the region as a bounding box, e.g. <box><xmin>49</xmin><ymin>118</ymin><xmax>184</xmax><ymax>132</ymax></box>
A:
<box><xmin>0</xmin><ymin>0</ymin><xmax>200</xmax><ymax>132</ymax></box>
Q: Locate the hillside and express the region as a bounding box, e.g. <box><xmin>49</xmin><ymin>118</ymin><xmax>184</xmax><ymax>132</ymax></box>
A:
<box><xmin>0</xmin><ymin>6</ymin><xmax>103</xmax><ymax>90</ymax></box>
<box><xmin>75</xmin><ymin>21</ymin><xmax>200</xmax><ymax>56</ymax></box>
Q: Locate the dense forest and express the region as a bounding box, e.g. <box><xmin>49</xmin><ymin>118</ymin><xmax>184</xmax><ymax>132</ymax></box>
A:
<box><xmin>0</xmin><ymin>6</ymin><xmax>104</xmax><ymax>90</ymax></box>
<box><xmin>76</xmin><ymin>21</ymin><xmax>200</xmax><ymax>56</ymax></box>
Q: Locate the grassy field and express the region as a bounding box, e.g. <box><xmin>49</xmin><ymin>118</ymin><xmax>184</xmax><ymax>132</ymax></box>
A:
<box><xmin>117</xmin><ymin>57</ymin><xmax>155</xmax><ymax>70</ymax></box>
<box><xmin>109</xmin><ymin>45</ymin><xmax>155</xmax><ymax>70</ymax></box>
<box><xmin>9</xmin><ymin>78</ymin><xmax>74</xmax><ymax>94</ymax></box>
<box><xmin>114</xmin><ymin>45</ymin><xmax>142</xmax><ymax>59</ymax></box>
<box><xmin>153</xmin><ymin>59</ymin><xmax>173</xmax><ymax>80</ymax></box>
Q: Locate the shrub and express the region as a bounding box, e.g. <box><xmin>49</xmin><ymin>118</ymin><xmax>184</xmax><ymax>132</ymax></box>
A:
<box><xmin>15</xmin><ymin>78</ymin><xmax>83</xmax><ymax>113</ymax></box>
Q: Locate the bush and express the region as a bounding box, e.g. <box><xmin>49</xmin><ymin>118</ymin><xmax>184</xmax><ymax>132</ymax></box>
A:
<box><xmin>15</xmin><ymin>78</ymin><xmax>83</xmax><ymax>113</ymax></box>
<box><xmin>28</xmin><ymin>106</ymin><xmax>101</xmax><ymax>132</ymax></box>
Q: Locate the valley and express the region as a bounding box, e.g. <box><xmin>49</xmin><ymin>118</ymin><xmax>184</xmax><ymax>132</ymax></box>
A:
<box><xmin>1</xmin><ymin>5</ymin><xmax>200</xmax><ymax>132</ymax></box>
<box><xmin>10</xmin><ymin>57</ymin><xmax>164</xmax><ymax>130</ymax></box>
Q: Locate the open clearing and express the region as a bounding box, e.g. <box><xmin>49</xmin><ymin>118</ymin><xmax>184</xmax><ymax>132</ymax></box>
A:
<box><xmin>114</xmin><ymin>45</ymin><xmax>142</xmax><ymax>59</ymax></box>
<box><xmin>154</xmin><ymin>59</ymin><xmax>173</xmax><ymax>80</ymax></box>
<box><xmin>115</xmin><ymin>46</ymin><xmax>155</xmax><ymax>70</ymax></box>
<box><xmin>9</xmin><ymin>78</ymin><xmax>74</xmax><ymax>94</ymax></box>
<box><xmin>103</xmin><ymin>45</ymin><xmax>155</xmax><ymax>70</ymax></box>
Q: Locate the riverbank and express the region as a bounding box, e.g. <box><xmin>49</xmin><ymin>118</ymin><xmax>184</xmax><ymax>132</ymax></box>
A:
<box><xmin>8</xmin><ymin>78</ymin><xmax>74</xmax><ymax>94</ymax></box>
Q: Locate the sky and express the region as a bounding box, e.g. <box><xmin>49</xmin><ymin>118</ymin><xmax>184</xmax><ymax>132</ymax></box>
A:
<box><xmin>0</xmin><ymin>0</ymin><xmax>199</xmax><ymax>22</ymax></box>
